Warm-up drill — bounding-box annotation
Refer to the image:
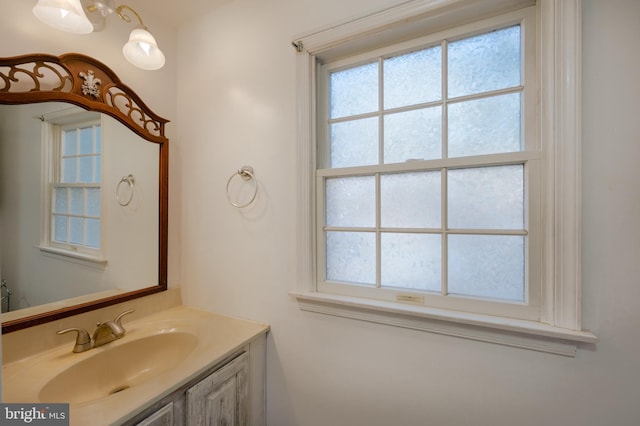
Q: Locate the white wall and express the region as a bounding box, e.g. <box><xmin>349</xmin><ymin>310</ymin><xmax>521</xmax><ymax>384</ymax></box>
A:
<box><xmin>178</xmin><ymin>1</ymin><xmax>640</xmax><ymax>425</ymax></box>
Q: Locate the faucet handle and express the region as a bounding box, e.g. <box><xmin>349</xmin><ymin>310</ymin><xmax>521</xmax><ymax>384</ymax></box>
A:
<box><xmin>57</xmin><ymin>327</ymin><xmax>92</xmax><ymax>353</ymax></box>
<box><xmin>114</xmin><ymin>308</ymin><xmax>135</xmax><ymax>327</ymax></box>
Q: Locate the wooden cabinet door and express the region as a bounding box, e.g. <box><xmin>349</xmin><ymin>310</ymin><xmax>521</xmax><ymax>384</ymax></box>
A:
<box><xmin>186</xmin><ymin>352</ymin><xmax>248</xmax><ymax>426</ymax></box>
<box><xmin>136</xmin><ymin>403</ymin><xmax>174</xmax><ymax>426</ymax></box>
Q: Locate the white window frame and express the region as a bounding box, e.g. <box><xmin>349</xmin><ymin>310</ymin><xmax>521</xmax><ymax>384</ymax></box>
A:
<box><xmin>292</xmin><ymin>0</ymin><xmax>597</xmax><ymax>356</ymax></box>
<box><xmin>316</xmin><ymin>9</ymin><xmax>539</xmax><ymax>321</ymax></box>
<box><xmin>38</xmin><ymin>108</ymin><xmax>107</xmax><ymax>266</ymax></box>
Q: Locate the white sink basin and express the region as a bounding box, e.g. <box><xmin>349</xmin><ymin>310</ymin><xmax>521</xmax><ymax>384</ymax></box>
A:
<box><xmin>39</xmin><ymin>331</ymin><xmax>198</xmax><ymax>404</ymax></box>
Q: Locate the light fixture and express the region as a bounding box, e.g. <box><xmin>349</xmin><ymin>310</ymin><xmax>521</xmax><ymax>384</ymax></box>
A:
<box><xmin>32</xmin><ymin>0</ymin><xmax>93</xmax><ymax>34</ymax></box>
<box><xmin>122</xmin><ymin>27</ymin><xmax>165</xmax><ymax>70</ymax></box>
<box><xmin>32</xmin><ymin>0</ymin><xmax>165</xmax><ymax>70</ymax></box>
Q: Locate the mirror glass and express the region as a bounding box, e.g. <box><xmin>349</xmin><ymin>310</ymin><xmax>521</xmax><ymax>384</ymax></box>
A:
<box><xmin>0</xmin><ymin>103</ymin><xmax>159</xmax><ymax>317</ymax></box>
<box><xmin>0</xmin><ymin>53</ymin><xmax>168</xmax><ymax>333</ymax></box>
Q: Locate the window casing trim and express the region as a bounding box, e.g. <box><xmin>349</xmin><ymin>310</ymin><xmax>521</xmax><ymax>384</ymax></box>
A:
<box><xmin>293</xmin><ymin>0</ymin><xmax>596</xmax><ymax>355</ymax></box>
<box><xmin>291</xmin><ymin>290</ymin><xmax>597</xmax><ymax>356</ymax></box>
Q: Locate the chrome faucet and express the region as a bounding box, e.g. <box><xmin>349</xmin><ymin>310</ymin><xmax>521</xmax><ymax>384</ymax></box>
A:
<box><xmin>57</xmin><ymin>309</ymin><xmax>135</xmax><ymax>353</ymax></box>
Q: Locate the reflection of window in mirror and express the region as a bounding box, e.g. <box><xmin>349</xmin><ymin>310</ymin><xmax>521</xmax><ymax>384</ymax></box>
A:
<box><xmin>53</xmin><ymin>120</ymin><xmax>102</xmax><ymax>252</ymax></box>
<box><xmin>39</xmin><ymin>108</ymin><xmax>106</xmax><ymax>265</ymax></box>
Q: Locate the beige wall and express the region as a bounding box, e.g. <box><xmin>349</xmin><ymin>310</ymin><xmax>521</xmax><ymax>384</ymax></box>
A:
<box><xmin>177</xmin><ymin>0</ymin><xmax>640</xmax><ymax>425</ymax></box>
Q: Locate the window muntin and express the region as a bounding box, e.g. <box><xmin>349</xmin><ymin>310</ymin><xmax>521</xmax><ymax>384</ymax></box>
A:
<box><xmin>51</xmin><ymin>120</ymin><xmax>103</xmax><ymax>253</ymax></box>
<box><xmin>317</xmin><ymin>14</ymin><xmax>537</xmax><ymax>318</ymax></box>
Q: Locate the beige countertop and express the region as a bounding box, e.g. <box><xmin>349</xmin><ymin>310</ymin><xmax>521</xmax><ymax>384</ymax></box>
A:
<box><xmin>2</xmin><ymin>305</ymin><xmax>269</xmax><ymax>425</ymax></box>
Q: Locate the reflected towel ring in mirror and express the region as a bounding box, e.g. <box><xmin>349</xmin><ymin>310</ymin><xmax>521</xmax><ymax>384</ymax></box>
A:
<box><xmin>226</xmin><ymin>166</ymin><xmax>258</xmax><ymax>208</ymax></box>
<box><xmin>116</xmin><ymin>174</ymin><xmax>135</xmax><ymax>206</ymax></box>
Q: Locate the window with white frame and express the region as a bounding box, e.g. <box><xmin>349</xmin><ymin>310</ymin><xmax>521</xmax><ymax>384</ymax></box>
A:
<box><xmin>42</xmin><ymin>112</ymin><xmax>104</xmax><ymax>260</ymax></box>
<box><xmin>316</xmin><ymin>11</ymin><xmax>540</xmax><ymax>321</ymax></box>
<box><xmin>294</xmin><ymin>0</ymin><xmax>597</xmax><ymax>355</ymax></box>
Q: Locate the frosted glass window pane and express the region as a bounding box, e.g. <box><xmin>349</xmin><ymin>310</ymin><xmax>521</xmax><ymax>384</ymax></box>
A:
<box><xmin>79</xmin><ymin>156</ymin><xmax>93</xmax><ymax>182</ymax></box>
<box><xmin>53</xmin><ymin>216</ymin><xmax>67</xmax><ymax>243</ymax></box>
<box><xmin>79</xmin><ymin>127</ymin><xmax>93</xmax><ymax>154</ymax></box>
<box><xmin>86</xmin><ymin>188</ymin><xmax>100</xmax><ymax>216</ymax></box>
<box><xmin>448</xmin><ymin>25</ymin><xmax>521</xmax><ymax>98</ymax></box>
<box><xmin>381</xmin><ymin>172</ymin><xmax>441</xmax><ymax>228</ymax></box>
<box><xmin>54</xmin><ymin>188</ymin><xmax>68</xmax><ymax>213</ymax></box>
<box><xmin>95</xmin><ymin>126</ymin><xmax>101</xmax><ymax>152</ymax></box>
<box><xmin>330</xmin><ymin>117</ymin><xmax>378</xmax><ymax>168</ymax></box>
<box><xmin>62</xmin><ymin>158</ymin><xmax>76</xmax><ymax>183</ymax></box>
<box><xmin>70</xmin><ymin>188</ymin><xmax>83</xmax><ymax>215</ymax></box>
<box><xmin>326</xmin><ymin>176</ymin><xmax>376</xmax><ymax>227</ymax></box>
<box><xmin>383</xmin><ymin>46</ymin><xmax>441</xmax><ymax>109</ymax></box>
<box><xmin>69</xmin><ymin>217</ymin><xmax>83</xmax><ymax>245</ymax></box>
<box><xmin>448</xmin><ymin>235</ymin><xmax>524</xmax><ymax>301</ymax></box>
<box><xmin>448</xmin><ymin>165</ymin><xmax>523</xmax><ymax>229</ymax></box>
<box><xmin>326</xmin><ymin>231</ymin><xmax>376</xmax><ymax>285</ymax></box>
<box><xmin>381</xmin><ymin>233</ymin><xmax>440</xmax><ymax>291</ymax></box>
<box><xmin>85</xmin><ymin>218</ymin><xmax>100</xmax><ymax>248</ymax></box>
<box><xmin>63</xmin><ymin>130</ymin><xmax>76</xmax><ymax>155</ymax></box>
<box><xmin>330</xmin><ymin>62</ymin><xmax>378</xmax><ymax>119</ymax></box>
<box><xmin>384</xmin><ymin>107</ymin><xmax>441</xmax><ymax>163</ymax></box>
<box><xmin>448</xmin><ymin>93</ymin><xmax>521</xmax><ymax>157</ymax></box>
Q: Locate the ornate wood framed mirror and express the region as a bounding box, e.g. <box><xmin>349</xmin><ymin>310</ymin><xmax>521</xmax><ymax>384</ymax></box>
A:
<box><xmin>0</xmin><ymin>53</ymin><xmax>168</xmax><ymax>333</ymax></box>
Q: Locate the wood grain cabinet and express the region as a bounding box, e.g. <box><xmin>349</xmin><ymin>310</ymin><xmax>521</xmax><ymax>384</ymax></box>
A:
<box><xmin>129</xmin><ymin>334</ymin><xmax>265</xmax><ymax>426</ymax></box>
<box><xmin>135</xmin><ymin>403</ymin><xmax>174</xmax><ymax>426</ymax></box>
<box><xmin>186</xmin><ymin>352</ymin><xmax>248</xmax><ymax>425</ymax></box>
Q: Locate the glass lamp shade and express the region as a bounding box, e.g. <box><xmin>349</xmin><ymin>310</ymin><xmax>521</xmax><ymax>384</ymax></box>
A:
<box><xmin>122</xmin><ymin>28</ymin><xmax>166</xmax><ymax>70</ymax></box>
<box><xmin>33</xmin><ymin>0</ymin><xmax>93</xmax><ymax>34</ymax></box>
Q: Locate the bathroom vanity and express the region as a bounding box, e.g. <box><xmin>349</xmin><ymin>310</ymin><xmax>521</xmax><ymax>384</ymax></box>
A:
<box><xmin>2</xmin><ymin>304</ymin><xmax>269</xmax><ymax>426</ymax></box>
<box><xmin>132</xmin><ymin>350</ymin><xmax>252</xmax><ymax>426</ymax></box>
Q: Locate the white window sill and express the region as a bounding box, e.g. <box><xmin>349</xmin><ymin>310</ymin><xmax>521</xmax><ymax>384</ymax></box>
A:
<box><xmin>291</xmin><ymin>291</ymin><xmax>597</xmax><ymax>357</ymax></box>
<box><xmin>38</xmin><ymin>245</ymin><xmax>107</xmax><ymax>269</ymax></box>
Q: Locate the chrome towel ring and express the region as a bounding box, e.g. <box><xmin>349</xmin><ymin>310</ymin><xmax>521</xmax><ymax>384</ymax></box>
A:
<box><xmin>226</xmin><ymin>166</ymin><xmax>258</xmax><ymax>208</ymax></box>
<box><xmin>116</xmin><ymin>174</ymin><xmax>135</xmax><ymax>206</ymax></box>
